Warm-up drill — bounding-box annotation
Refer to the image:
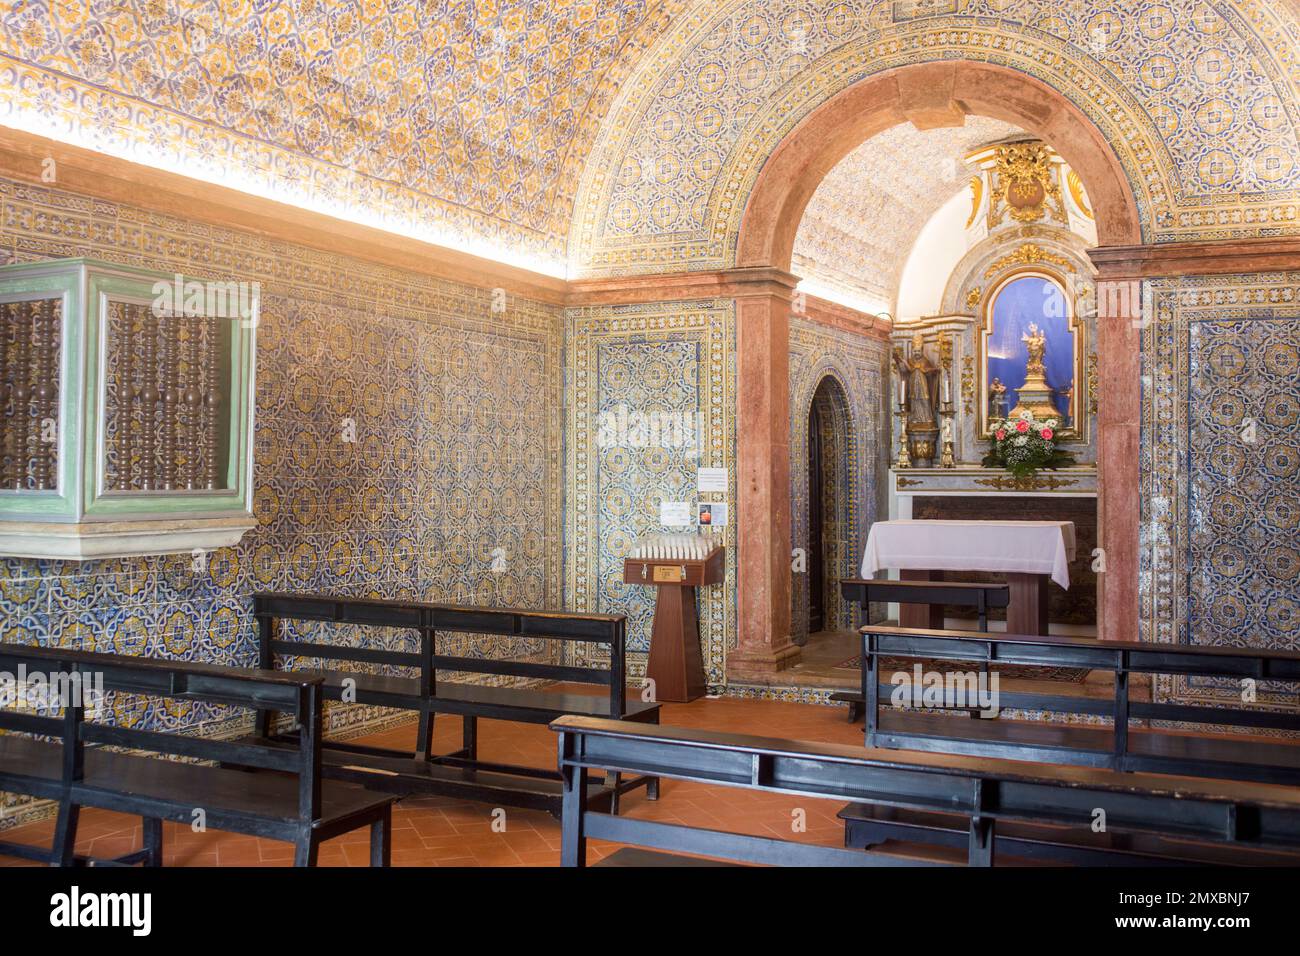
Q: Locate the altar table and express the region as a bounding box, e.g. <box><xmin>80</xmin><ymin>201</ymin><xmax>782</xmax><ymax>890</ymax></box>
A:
<box><xmin>860</xmin><ymin>520</ymin><xmax>1076</xmax><ymax>636</ymax></box>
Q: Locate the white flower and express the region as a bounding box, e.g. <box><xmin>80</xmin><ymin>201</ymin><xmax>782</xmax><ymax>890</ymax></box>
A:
<box><xmin>1019</xmin><ymin>409</ymin><xmax>1032</xmax><ymax>420</ymax></box>
<box><xmin>1014</xmin><ymin>436</ymin><xmax>1028</xmax><ymax>446</ymax></box>
<box><xmin>1046</xmin><ymin>419</ymin><xmax>1058</xmax><ymax>428</ymax></box>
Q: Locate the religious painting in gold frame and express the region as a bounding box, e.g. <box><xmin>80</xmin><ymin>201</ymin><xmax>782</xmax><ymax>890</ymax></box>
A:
<box><xmin>977</xmin><ymin>268</ymin><xmax>1085</xmax><ymax>441</ymax></box>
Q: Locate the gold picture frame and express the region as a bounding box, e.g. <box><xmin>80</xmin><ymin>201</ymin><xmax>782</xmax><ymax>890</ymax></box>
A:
<box><xmin>976</xmin><ymin>267</ymin><xmax>1087</xmax><ymax>442</ymax></box>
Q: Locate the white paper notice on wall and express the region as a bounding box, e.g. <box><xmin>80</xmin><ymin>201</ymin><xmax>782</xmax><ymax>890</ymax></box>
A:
<box><xmin>660</xmin><ymin>501</ymin><xmax>693</xmax><ymax>526</ymax></box>
<box><xmin>697</xmin><ymin>468</ymin><xmax>728</xmax><ymax>493</ymax></box>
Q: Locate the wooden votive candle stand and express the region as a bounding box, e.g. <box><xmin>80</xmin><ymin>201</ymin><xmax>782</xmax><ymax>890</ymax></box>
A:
<box><xmin>623</xmin><ymin>546</ymin><xmax>725</xmax><ymax>703</ymax></box>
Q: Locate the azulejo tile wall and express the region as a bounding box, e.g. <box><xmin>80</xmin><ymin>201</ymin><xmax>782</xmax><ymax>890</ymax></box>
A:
<box><xmin>0</xmin><ymin>175</ymin><xmax>565</xmax><ymax>780</ymax></box>
<box><xmin>565</xmin><ymin>300</ymin><xmax>736</xmax><ymax>688</ymax></box>
<box><xmin>788</xmin><ymin>318</ymin><xmax>889</xmax><ymax>644</ymax></box>
<box><xmin>1141</xmin><ymin>272</ymin><xmax>1300</xmax><ymax>711</ymax></box>
<box><xmin>573</xmin><ymin>0</ymin><xmax>1300</xmax><ymax>276</ymax></box>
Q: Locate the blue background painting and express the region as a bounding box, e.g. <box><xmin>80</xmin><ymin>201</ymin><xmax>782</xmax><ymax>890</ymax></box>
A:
<box><xmin>986</xmin><ymin>275</ymin><xmax>1075</xmax><ymax>423</ymax></box>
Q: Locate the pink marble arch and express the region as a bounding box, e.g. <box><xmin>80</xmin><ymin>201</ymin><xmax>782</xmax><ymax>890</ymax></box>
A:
<box><xmin>731</xmin><ymin>62</ymin><xmax>1141</xmax><ymax>672</ymax></box>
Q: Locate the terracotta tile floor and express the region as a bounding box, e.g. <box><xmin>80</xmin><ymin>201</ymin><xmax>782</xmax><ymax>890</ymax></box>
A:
<box><xmin>0</xmin><ymin>695</ymin><xmax>951</xmax><ymax>867</ymax></box>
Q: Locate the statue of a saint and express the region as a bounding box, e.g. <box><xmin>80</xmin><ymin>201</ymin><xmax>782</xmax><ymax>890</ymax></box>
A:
<box><xmin>1056</xmin><ymin>384</ymin><xmax>1073</xmax><ymax>426</ymax></box>
<box><xmin>988</xmin><ymin>377</ymin><xmax>1008</xmax><ymax>419</ymax></box>
<box><xmin>892</xmin><ymin>331</ymin><xmax>939</xmax><ymax>431</ymax></box>
<box><xmin>1022</xmin><ymin>323</ymin><xmax>1047</xmax><ymax>379</ymax></box>
<box><xmin>1010</xmin><ymin>320</ymin><xmax>1060</xmax><ymax>421</ymax></box>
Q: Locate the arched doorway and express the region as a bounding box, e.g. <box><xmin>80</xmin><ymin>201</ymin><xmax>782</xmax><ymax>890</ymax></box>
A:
<box><xmin>793</xmin><ymin>373</ymin><xmax>856</xmax><ymax>649</ymax></box>
<box><xmin>728</xmin><ymin>60</ymin><xmax>1144</xmax><ymax>681</ymax></box>
<box><xmin>807</xmin><ymin>391</ymin><xmax>827</xmax><ymax>636</ymax></box>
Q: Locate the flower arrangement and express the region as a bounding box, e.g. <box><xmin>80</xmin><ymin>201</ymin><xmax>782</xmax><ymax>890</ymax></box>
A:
<box><xmin>982</xmin><ymin>410</ymin><xmax>1075</xmax><ymax>479</ymax></box>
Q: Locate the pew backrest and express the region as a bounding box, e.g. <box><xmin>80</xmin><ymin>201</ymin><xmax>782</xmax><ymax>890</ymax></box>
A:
<box><xmin>551</xmin><ymin>715</ymin><xmax>1300</xmax><ymax>866</ymax></box>
<box><xmin>841</xmin><ymin>578</ymin><xmax>1009</xmax><ymax>629</ymax></box>
<box><xmin>0</xmin><ymin>641</ymin><xmax>327</xmax><ymax>822</ymax></box>
<box><xmin>861</xmin><ymin>624</ymin><xmax>1300</xmax><ymax>784</ymax></box>
<box><xmin>253</xmin><ymin>592</ymin><xmax>631</xmax><ymax>718</ymax></box>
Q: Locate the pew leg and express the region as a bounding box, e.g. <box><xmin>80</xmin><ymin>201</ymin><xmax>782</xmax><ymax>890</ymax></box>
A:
<box><xmin>560</xmin><ymin>763</ymin><xmax>588</xmax><ymax>867</ymax></box>
<box><xmin>142</xmin><ymin>817</ymin><xmax>164</xmax><ymax>867</ymax></box>
<box><xmin>293</xmin><ymin>833</ymin><xmax>320</xmax><ymax>868</ymax></box>
<box><xmin>968</xmin><ymin>815</ymin><xmax>995</xmax><ymax>867</ymax></box>
<box><xmin>605</xmin><ymin>771</ymin><xmax>621</xmax><ymax>816</ymax></box>
<box><xmin>256</xmin><ymin>707</ymin><xmax>275</xmax><ymax>740</ymax></box>
<box><xmin>416</xmin><ymin>711</ymin><xmax>435</xmax><ymax>761</ymax></box>
<box><xmin>50</xmin><ymin>800</ymin><xmax>80</xmax><ymax>867</ymax></box>
<box><xmin>644</xmin><ymin>708</ymin><xmax>661</xmax><ymax>800</ymax></box>
<box><xmin>462</xmin><ymin>715</ymin><xmax>478</xmax><ymax>760</ymax></box>
<box><xmin>370</xmin><ymin>805</ymin><xmax>392</xmax><ymax>867</ymax></box>
<box><xmin>843</xmin><ymin>818</ymin><xmax>887</xmax><ymax>851</ymax></box>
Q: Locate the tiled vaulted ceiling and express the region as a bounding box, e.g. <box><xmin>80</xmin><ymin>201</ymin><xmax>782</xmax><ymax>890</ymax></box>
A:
<box><xmin>792</xmin><ymin>117</ymin><xmax>1026</xmax><ymax>315</ymax></box>
<box><xmin>0</xmin><ymin>0</ymin><xmax>684</xmax><ymax>271</ymax></box>
<box><xmin>7</xmin><ymin>1</ymin><xmax>1300</xmax><ymax>275</ymax></box>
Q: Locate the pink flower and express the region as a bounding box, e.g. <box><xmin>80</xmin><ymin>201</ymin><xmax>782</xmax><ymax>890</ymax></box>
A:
<box><xmin>995</xmin><ymin>429</ymin><xmax>1006</xmax><ymax>441</ymax></box>
<box><xmin>1015</xmin><ymin>420</ymin><xmax>1030</xmax><ymax>433</ymax></box>
<box><xmin>1040</xmin><ymin>428</ymin><xmax>1053</xmax><ymax>440</ymax></box>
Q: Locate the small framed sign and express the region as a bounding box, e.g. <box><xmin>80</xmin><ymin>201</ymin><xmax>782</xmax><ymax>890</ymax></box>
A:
<box><xmin>698</xmin><ymin>502</ymin><xmax>728</xmax><ymax>527</ymax></box>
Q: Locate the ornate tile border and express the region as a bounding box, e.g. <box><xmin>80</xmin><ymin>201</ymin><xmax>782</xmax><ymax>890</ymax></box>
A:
<box><xmin>573</xmin><ymin>1</ymin><xmax>1300</xmax><ymax>276</ymax></box>
<box><xmin>565</xmin><ymin>299</ymin><xmax>736</xmax><ymax>688</ymax></box>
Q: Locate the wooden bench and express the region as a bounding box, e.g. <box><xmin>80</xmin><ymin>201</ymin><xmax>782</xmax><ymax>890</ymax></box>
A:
<box><xmin>550</xmin><ymin>715</ymin><xmax>1300</xmax><ymax>866</ymax></box>
<box><xmin>830</xmin><ymin>579</ymin><xmax>1008</xmax><ymax>721</ymax></box>
<box><xmin>250</xmin><ymin>592</ymin><xmax>661</xmax><ymax>814</ymax></box>
<box><xmin>837</xmin><ymin>802</ymin><xmax>1300</xmax><ymax>866</ymax></box>
<box><xmin>0</xmin><ymin>642</ymin><xmax>395</xmax><ymax>867</ymax></box>
<box><xmin>842</xmin><ymin>624</ymin><xmax>1300</xmax><ymax>864</ymax></box>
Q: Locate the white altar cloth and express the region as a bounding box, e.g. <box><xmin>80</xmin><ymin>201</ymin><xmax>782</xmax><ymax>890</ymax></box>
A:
<box><xmin>861</xmin><ymin>520</ymin><xmax>1076</xmax><ymax>589</ymax></box>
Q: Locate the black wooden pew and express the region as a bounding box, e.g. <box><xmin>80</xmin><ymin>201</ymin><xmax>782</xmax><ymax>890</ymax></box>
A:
<box><xmin>842</xmin><ymin>624</ymin><xmax>1300</xmax><ymax>864</ymax></box>
<box><xmin>830</xmin><ymin>578</ymin><xmax>1009</xmax><ymax>720</ymax></box>
<box><xmin>0</xmin><ymin>642</ymin><xmax>394</xmax><ymax>866</ymax></box>
<box><xmin>250</xmin><ymin>593</ymin><xmax>661</xmax><ymax>814</ymax></box>
<box><xmin>550</xmin><ymin>715</ymin><xmax>1300</xmax><ymax>866</ymax></box>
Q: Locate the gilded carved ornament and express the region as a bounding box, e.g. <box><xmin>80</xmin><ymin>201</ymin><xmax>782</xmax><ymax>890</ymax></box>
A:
<box><xmin>974</xmin><ymin>475</ymin><xmax>1078</xmax><ymax>492</ymax></box>
<box><xmin>1087</xmin><ymin>353</ymin><xmax>1100</xmax><ymax>415</ymax></box>
<box><xmin>1066</xmin><ymin>170</ymin><xmax>1094</xmax><ymax>221</ymax></box>
<box><xmin>984</xmin><ymin>243</ymin><xmax>1074</xmax><ymax>278</ymax></box>
<box><xmin>960</xmin><ymin>356</ymin><xmax>976</xmax><ymax>415</ymax></box>
<box><xmin>988</xmin><ymin>143</ymin><xmax>1068</xmax><ymax>227</ymax></box>
<box><xmin>966</xmin><ymin>176</ymin><xmax>983</xmax><ymax>228</ymax></box>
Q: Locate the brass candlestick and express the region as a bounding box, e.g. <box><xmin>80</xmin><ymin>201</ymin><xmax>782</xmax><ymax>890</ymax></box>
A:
<box><xmin>939</xmin><ymin>407</ymin><xmax>956</xmax><ymax>469</ymax></box>
<box><xmin>894</xmin><ymin>403</ymin><xmax>912</xmax><ymax>469</ymax></box>
<box><xmin>938</xmin><ymin>335</ymin><xmax>956</xmax><ymax>469</ymax></box>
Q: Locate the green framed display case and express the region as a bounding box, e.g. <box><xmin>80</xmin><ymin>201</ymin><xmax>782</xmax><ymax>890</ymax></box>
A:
<box><xmin>0</xmin><ymin>258</ymin><xmax>258</xmax><ymax>559</ymax></box>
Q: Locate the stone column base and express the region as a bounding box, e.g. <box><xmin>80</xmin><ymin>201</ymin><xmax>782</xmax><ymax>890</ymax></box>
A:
<box><xmin>725</xmin><ymin>643</ymin><xmax>803</xmax><ymax>684</ymax></box>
